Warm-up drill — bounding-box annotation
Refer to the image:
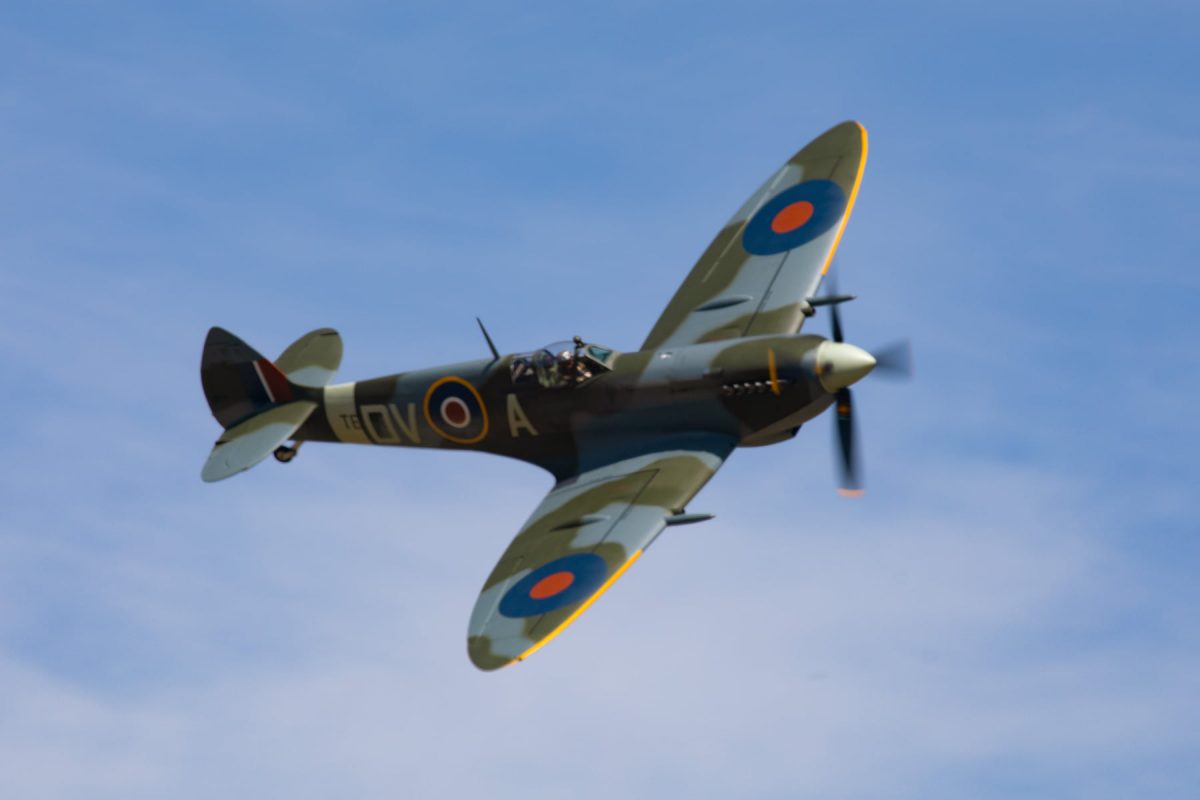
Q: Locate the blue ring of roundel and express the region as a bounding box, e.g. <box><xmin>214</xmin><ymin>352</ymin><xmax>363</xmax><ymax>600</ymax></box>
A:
<box><xmin>426</xmin><ymin>379</ymin><xmax>486</xmax><ymax>441</ymax></box>
<box><xmin>741</xmin><ymin>179</ymin><xmax>848</xmax><ymax>256</ymax></box>
<box><xmin>498</xmin><ymin>553</ymin><xmax>609</xmax><ymax>618</ymax></box>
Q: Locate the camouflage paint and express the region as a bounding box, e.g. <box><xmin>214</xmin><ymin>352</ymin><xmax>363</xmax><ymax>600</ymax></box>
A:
<box><xmin>641</xmin><ymin>120</ymin><xmax>866</xmax><ymax>350</ymax></box>
<box><xmin>200</xmin><ymin>121</ymin><xmax>870</xmax><ymax>670</ymax></box>
<box><xmin>287</xmin><ymin>332</ymin><xmax>829</xmax><ymax>481</ymax></box>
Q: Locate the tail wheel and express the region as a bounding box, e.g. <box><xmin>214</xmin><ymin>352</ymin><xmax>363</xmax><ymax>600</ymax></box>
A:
<box><xmin>273</xmin><ymin>443</ymin><xmax>301</xmax><ymax>463</ymax></box>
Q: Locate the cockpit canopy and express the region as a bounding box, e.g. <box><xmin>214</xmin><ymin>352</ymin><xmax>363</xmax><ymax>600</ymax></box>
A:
<box><xmin>511</xmin><ymin>338</ymin><xmax>617</xmax><ymax>388</ymax></box>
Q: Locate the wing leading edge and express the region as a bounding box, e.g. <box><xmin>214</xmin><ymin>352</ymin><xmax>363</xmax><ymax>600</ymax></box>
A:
<box><xmin>641</xmin><ymin>121</ymin><xmax>867</xmax><ymax>351</ymax></box>
<box><xmin>467</xmin><ymin>433</ymin><xmax>735</xmax><ymax>670</ymax></box>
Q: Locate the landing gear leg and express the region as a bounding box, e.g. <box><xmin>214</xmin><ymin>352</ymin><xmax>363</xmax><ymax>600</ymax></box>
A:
<box><xmin>273</xmin><ymin>442</ymin><xmax>302</xmax><ymax>463</ymax></box>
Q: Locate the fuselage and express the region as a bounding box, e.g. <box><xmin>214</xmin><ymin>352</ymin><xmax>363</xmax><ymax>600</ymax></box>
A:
<box><xmin>291</xmin><ymin>333</ymin><xmax>866</xmax><ymax>480</ymax></box>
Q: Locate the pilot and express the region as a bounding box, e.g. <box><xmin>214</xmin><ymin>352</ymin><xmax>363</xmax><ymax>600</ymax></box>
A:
<box><xmin>574</xmin><ymin>349</ymin><xmax>593</xmax><ymax>381</ymax></box>
<box><xmin>556</xmin><ymin>348</ymin><xmax>576</xmax><ymax>382</ymax></box>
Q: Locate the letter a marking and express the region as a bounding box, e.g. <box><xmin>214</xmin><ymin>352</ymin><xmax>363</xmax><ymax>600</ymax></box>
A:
<box><xmin>506</xmin><ymin>394</ymin><xmax>538</xmax><ymax>437</ymax></box>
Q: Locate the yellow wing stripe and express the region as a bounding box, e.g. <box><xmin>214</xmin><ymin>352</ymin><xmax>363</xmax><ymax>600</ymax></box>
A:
<box><xmin>820</xmin><ymin>122</ymin><xmax>869</xmax><ymax>276</ymax></box>
<box><xmin>513</xmin><ymin>549</ymin><xmax>645</xmax><ymax>665</ymax></box>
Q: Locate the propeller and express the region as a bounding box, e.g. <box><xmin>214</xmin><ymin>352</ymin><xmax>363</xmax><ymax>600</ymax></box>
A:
<box><xmin>826</xmin><ymin>299</ymin><xmax>863</xmax><ymax>495</ymax></box>
<box><xmin>820</xmin><ymin>278</ymin><xmax>911</xmax><ymax>496</ymax></box>
<box><xmin>833</xmin><ymin>386</ymin><xmax>861</xmax><ymax>496</ymax></box>
<box><xmin>871</xmin><ymin>339</ymin><xmax>913</xmax><ymax>380</ymax></box>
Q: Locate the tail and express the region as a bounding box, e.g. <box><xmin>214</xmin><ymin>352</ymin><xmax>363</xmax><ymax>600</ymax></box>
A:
<box><xmin>199</xmin><ymin>327</ymin><xmax>342</xmax><ymax>482</ymax></box>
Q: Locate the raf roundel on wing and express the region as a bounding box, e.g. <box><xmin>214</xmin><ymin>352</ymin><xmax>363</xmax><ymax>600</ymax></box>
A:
<box><xmin>741</xmin><ymin>179</ymin><xmax>848</xmax><ymax>256</ymax></box>
<box><xmin>498</xmin><ymin>553</ymin><xmax>609</xmax><ymax>618</ymax></box>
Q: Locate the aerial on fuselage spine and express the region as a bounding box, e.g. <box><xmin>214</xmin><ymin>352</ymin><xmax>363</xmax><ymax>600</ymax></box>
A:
<box><xmin>200</xmin><ymin>120</ymin><xmax>910</xmax><ymax>670</ymax></box>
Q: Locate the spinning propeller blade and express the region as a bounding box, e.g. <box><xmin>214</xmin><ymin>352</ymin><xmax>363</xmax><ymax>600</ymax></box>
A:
<box><xmin>834</xmin><ymin>388</ymin><xmax>862</xmax><ymax>496</ymax></box>
<box><xmin>829</xmin><ymin>297</ymin><xmax>845</xmax><ymax>344</ymax></box>
<box><xmin>818</xmin><ymin>275</ymin><xmax>910</xmax><ymax>496</ymax></box>
<box><xmin>871</xmin><ymin>339</ymin><xmax>913</xmax><ymax>380</ymax></box>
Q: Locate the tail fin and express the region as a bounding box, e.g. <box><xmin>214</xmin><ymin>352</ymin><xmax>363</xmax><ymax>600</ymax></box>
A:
<box><xmin>199</xmin><ymin>326</ymin><xmax>342</xmax><ymax>482</ymax></box>
<box><xmin>201</xmin><ymin>327</ymin><xmax>296</xmax><ymax>429</ymax></box>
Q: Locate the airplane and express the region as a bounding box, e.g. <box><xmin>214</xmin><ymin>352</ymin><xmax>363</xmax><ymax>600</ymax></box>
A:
<box><xmin>199</xmin><ymin>120</ymin><xmax>909</xmax><ymax>670</ymax></box>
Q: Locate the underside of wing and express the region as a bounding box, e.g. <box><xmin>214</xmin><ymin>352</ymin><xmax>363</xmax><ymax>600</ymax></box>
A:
<box><xmin>467</xmin><ymin>433</ymin><xmax>735</xmax><ymax>670</ymax></box>
<box><xmin>641</xmin><ymin>121</ymin><xmax>867</xmax><ymax>351</ymax></box>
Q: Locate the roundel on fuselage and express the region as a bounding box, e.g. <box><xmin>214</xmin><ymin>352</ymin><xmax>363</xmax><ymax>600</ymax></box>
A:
<box><xmin>424</xmin><ymin>376</ymin><xmax>488</xmax><ymax>444</ymax></box>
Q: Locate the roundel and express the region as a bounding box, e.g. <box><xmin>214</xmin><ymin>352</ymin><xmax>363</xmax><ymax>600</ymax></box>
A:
<box><xmin>423</xmin><ymin>376</ymin><xmax>488</xmax><ymax>444</ymax></box>
<box><xmin>498</xmin><ymin>553</ymin><xmax>609</xmax><ymax>618</ymax></box>
<box><xmin>742</xmin><ymin>179</ymin><xmax>848</xmax><ymax>256</ymax></box>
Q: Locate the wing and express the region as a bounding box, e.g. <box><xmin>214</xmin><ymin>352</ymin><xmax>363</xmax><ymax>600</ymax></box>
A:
<box><xmin>641</xmin><ymin>121</ymin><xmax>867</xmax><ymax>351</ymax></box>
<box><xmin>467</xmin><ymin>433</ymin><xmax>735</xmax><ymax>670</ymax></box>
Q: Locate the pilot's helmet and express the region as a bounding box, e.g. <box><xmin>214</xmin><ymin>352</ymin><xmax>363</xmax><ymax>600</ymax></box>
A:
<box><xmin>557</xmin><ymin>349</ymin><xmax>573</xmax><ymax>363</ymax></box>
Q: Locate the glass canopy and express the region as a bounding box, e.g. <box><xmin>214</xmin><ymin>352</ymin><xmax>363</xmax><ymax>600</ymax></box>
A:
<box><xmin>511</xmin><ymin>338</ymin><xmax>616</xmax><ymax>388</ymax></box>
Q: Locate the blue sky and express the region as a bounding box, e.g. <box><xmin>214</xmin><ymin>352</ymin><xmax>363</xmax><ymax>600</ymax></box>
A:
<box><xmin>1</xmin><ymin>2</ymin><xmax>1198</xmax><ymax>797</ymax></box>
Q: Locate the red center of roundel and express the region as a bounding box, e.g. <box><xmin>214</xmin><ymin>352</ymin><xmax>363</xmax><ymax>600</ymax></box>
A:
<box><xmin>771</xmin><ymin>201</ymin><xmax>815</xmax><ymax>234</ymax></box>
<box><xmin>529</xmin><ymin>571</ymin><xmax>575</xmax><ymax>600</ymax></box>
<box><xmin>441</xmin><ymin>397</ymin><xmax>469</xmax><ymax>427</ymax></box>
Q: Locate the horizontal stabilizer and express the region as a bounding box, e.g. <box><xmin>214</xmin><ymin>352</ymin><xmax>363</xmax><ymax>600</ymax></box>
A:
<box><xmin>276</xmin><ymin>328</ymin><xmax>342</xmax><ymax>387</ymax></box>
<box><xmin>201</xmin><ymin>400</ymin><xmax>317</xmax><ymax>483</ymax></box>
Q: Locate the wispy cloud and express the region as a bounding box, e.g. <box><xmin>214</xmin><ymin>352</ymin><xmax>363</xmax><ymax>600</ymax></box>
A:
<box><xmin>1</xmin><ymin>2</ymin><xmax>1197</xmax><ymax>798</ymax></box>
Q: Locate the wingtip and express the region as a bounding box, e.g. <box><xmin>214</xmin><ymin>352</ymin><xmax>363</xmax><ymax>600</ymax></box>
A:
<box><xmin>467</xmin><ymin>636</ymin><xmax>518</xmax><ymax>672</ymax></box>
<box><xmin>826</xmin><ymin>119</ymin><xmax>868</xmax><ymax>142</ymax></box>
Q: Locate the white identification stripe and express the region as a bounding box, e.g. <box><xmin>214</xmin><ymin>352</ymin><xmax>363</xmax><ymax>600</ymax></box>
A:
<box><xmin>323</xmin><ymin>382</ymin><xmax>371</xmax><ymax>444</ymax></box>
<box><xmin>252</xmin><ymin>360</ymin><xmax>276</xmax><ymax>403</ymax></box>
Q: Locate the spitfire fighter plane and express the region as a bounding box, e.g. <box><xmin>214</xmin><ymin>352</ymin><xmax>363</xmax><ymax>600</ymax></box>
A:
<box><xmin>200</xmin><ymin>121</ymin><xmax>908</xmax><ymax>670</ymax></box>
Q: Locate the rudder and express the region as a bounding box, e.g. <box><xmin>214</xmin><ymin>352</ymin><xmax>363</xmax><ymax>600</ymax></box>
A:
<box><xmin>201</xmin><ymin>327</ymin><xmax>299</xmax><ymax>429</ymax></box>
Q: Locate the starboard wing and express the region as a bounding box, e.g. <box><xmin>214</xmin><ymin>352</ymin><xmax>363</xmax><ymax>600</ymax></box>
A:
<box><xmin>641</xmin><ymin>121</ymin><xmax>867</xmax><ymax>351</ymax></box>
<box><xmin>467</xmin><ymin>433</ymin><xmax>736</xmax><ymax>670</ymax></box>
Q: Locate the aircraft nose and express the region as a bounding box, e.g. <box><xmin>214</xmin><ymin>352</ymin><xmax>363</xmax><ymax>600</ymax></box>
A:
<box><xmin>816</xmin><ymin>342</ymin><xmax>876</xmax><ymax>392</ymax></box>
